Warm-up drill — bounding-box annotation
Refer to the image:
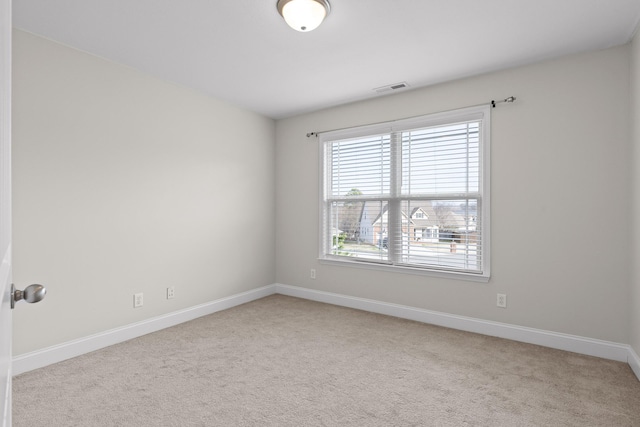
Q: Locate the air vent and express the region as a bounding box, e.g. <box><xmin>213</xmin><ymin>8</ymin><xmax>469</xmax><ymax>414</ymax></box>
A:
<box><xmin>373</xmin><ymin>82</ymin><xmax>410</xmax><ymax>94</ymax></box>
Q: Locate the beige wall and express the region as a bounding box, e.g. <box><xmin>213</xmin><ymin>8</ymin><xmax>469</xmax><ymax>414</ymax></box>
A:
<box><xmin>12</xmin><ymin>28</ymin><xmax>637</xmax><ymax>357</ymax></box>
<box><xmin>276</xmin><ymin>45</ymin><xmax>631</xmax><ymax>343</ymax></box>
<box><xmin>11</xmin><ymin>30</ymin><xmax>276</xmax><ymax>355</ymax></box>
<box><xmin>631</xmin><ymin>30</ymin><xmax>640</xmax><ymax>355</ymax></box>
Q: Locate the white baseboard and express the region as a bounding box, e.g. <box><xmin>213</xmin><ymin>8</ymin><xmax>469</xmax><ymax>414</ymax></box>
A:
<box><xmin>275</xmin><ymin>283</ymin><xmax>638</xmax><ymax>380</ymax></box>
<box><xmin>13</xmin><ymin>284</ymin><xmax>277</xmax><ymax>376</ymax></box>
<box><xmin>13</xmin><ymin>282</ymin><xmax>640</xmax><ymax>382</ymax></box>
<box><xmin>629</xmin><ymin>346</ymin><xmax>640</xmax><ymax>380</ymax></box>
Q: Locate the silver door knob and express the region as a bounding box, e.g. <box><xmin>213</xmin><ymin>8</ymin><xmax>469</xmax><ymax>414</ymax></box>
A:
<box><xmin>11</xmin><ymin>284</ymin><xmax>47</xmax><ymax>309</ymax></box>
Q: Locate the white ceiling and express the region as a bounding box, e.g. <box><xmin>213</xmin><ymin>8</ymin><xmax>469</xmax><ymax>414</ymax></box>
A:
<box><xmin>12</xmin><ymin>0</ymin><xmax>640</xmax><ymax>119</ymax></box>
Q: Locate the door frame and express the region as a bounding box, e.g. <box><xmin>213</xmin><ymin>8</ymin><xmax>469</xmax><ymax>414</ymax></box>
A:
<box><xmin>0</xmin><ymin>0</ymin><xmax>13</xmax><ymax>425</ymax></box>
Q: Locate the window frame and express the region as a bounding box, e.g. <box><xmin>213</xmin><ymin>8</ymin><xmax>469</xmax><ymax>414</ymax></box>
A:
<box><xmin>318</xmin><ymin>105</ymin><xmax>491</xmax><ymax>282</ymax></box>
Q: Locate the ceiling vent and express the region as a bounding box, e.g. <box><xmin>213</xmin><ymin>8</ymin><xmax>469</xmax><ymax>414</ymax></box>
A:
<box><xmin>373</xmin><ymin>82</ymin><xmax>409</xmax><ymax>94</ymax></box>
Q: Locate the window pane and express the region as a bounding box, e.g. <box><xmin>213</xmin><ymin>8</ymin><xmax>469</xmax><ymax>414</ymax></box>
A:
<box><xmin>329</xmin><ymin>135</ymin><xmax>391</xmax><ymax>197</ymax></box>
<box><xmin>398</xmin><ymin>200</ymin><xmax>480</xmax><ymax>272</ymax></box>
<box><xmin>328</xmin><ymin>200</ymin><xmax>388</xmax><ymax>262</ymax></box>
<box><xmin>401</xmin><ymin>122</ymin><xmax>480</xmax><ymax>196</ymax></box>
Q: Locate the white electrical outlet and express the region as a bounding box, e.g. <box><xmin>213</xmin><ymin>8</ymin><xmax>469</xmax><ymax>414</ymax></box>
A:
<box><xmin>310</xmin><ymin>269</ymin><xmax>316</xmax><ymax>279</ymax></box>
<box><xmin>134</xmin><ymin>293</ymin><xmax>144</xmax><ymax>308</ymax></box>
<box><xmin>497</xmin><ymin>293</ymin><xmax>507</xmax><ymax>308</ymax></box>
<box><xmin>167</xmin><ymin>286</ymin><xmax>175</xmax><ymax>299</ymax></box>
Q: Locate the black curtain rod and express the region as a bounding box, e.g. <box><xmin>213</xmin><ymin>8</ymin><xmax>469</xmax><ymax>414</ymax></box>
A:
<box><xmin>306</xmin><ymin>96</ymin><xmax>516</xmax><ymax>138</ymax></box>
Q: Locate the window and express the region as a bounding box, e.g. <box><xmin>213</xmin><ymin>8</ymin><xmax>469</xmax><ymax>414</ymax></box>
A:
<box><xmin>319</xmin><ymin>105</ymin><xmax>490</xmax><ymax>280</ymax></box>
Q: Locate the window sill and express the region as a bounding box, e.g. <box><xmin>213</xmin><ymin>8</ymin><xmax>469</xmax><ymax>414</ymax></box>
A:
<box><xmin>318</xmin><ymin>257</ymin><xmax>490</xmax><ymax>283</ymax></box>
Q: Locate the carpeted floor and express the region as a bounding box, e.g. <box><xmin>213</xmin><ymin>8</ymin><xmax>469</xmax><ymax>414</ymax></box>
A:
<box><xmin>12</xmin><ymin>295</ymin><xmax>640</xmax><ymax>426</ymax></box>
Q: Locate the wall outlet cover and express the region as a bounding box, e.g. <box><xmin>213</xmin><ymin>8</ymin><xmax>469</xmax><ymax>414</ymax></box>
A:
<box><xmin>134</xmin><ymin>293</ymin><xmax>143</xmax><ymax>308</ymax></box>
<box><xmin>497</xmin><ymin>293</ymin><xmax>507</xmax><ymax>308</ymax></box>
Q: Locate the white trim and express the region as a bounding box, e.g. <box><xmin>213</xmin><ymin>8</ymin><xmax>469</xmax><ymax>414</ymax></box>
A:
<box><xmin>274</xmin><ymin>284</ymin><xmax>635</xmax><ymax>368</ymax></box>
<box><xmin>629</xmin><ymin>346</ymin><xmax>640</xmax><ymax>381</ymax></box>
<box><xmin>1</xmin><ymin>0</ymin><xmax>12</xmax><ymax>422</ymax></box>
<box><xmin>13</xmin><ymin>283</ymin><xmax>640</xmax><ymax>382</ymax></box>
<box><xmin>318</xmin><ymin>258</ymin><xmax>490</xmax><ymax>283</ymax></box>
<box><xmin>1</xmin><ymin>373</ymin><xmax>8</xmax><ymax>427</ymax></box>
<box><xmin>319</xmin><ymin>105</ymin><xmax>491</xmax><ymax>282</ymax></box>
<box><xmin>13</xmin><ymin>285</ymin><xmax>276</xmax><ymax>376</ymax></box>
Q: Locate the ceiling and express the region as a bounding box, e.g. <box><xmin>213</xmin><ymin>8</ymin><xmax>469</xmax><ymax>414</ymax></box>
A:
<box><xmin>12</xmin><ymin>0</ymin><xmax>640</xmax><ymax>119</ymax></box>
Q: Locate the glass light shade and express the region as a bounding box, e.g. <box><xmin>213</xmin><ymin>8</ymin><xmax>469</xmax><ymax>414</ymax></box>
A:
<box><xmin>279</xmin><ymin>0</ymin><xmax>329</xmax><ymax>32</ymax></box>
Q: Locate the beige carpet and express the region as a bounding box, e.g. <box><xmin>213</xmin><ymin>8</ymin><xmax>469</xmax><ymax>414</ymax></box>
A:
<box><xmin>12</xmin><ymin>295</ymin><xmax>640</xmax><ymax>426</ymax></box>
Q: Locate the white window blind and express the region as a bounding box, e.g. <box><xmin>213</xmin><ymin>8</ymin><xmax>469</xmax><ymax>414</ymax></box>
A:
<box><xmin>320</xmin><ymin>105</ymin><xmax>490</xmax><ymax>280</ymax></box>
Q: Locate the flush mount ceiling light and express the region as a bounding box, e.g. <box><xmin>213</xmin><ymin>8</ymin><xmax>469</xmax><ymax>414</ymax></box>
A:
<box><xmin>277</xmin><ymin>0</ymin><xmax>331</xmax><ymax>32</ymax></box>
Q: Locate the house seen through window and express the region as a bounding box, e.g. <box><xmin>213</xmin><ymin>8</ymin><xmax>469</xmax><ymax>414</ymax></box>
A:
<box><xmin>319</xmin><ymin>105</ymin><xmax>490</xmax><ymax>280</ymax></box>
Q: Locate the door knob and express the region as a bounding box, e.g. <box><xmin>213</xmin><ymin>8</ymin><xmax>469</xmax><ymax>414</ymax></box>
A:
<box><xmin>11</xmin><ymin>284</ymin><xmax>47</xmax><ymax>309</ymax></box>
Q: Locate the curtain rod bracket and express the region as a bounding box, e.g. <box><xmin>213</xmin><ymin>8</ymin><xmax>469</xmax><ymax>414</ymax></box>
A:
<box><xmin>491</xmin><ymin>97</ymin><xmax>515</xmax><ymax>108</ymax></box>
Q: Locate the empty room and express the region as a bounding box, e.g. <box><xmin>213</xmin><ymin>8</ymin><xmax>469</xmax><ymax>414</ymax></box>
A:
<box><xmin>2</xmin><ymin>0</ymin><xmax>640</xmax><ymax>425</ymax></box>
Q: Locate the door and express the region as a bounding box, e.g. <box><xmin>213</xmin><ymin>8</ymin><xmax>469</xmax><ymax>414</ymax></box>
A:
<box><xmin>0</xmin><ymin>0</ymin><xmax>11</xmax><ymax>425</ymax></box>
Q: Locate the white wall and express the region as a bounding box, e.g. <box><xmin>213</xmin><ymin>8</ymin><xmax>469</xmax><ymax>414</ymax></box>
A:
<box><xmin>631</xmin><ymin>30</ymin><xmax>640</xmax><ymax>356</ymax></box>
<box><xmin>276</xmin><ymin>45</ymin><xmax>631</xmax><ymax>343</ymax></box>
<box><xmin>12</xmin><ymin>28</ymin><xmax>636</xmax><ymax>359</ymax></box>
<box><xmin>11</xmin><ymin>30</ymin><xmax>276</xmax><ymax>355</ymax></box>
